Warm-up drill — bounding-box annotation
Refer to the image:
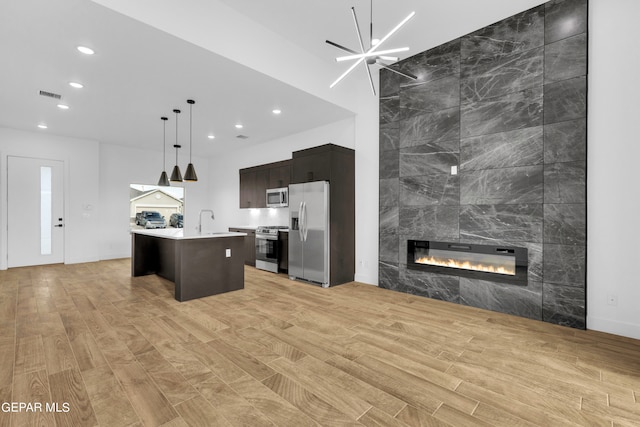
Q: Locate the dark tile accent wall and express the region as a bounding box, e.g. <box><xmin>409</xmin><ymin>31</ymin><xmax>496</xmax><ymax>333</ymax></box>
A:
<box><xmin>379</xmin><ymin>0</ymin><xmax>588</xmax><ymax>329</ymax></box>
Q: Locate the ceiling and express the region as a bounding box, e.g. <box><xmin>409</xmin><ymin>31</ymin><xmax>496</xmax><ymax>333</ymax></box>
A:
<box><xmin>219</xmin><ymin>0</ymin><xmax>451</xmax><ymax>63</ymax></box>
<box><xmin>0</xmin><ymin>0</ymin><xmax>545</xmax><ymax>157</ymax></box>
<box><xmin>0</xmin><ymin>0</ymin><xmax>354</xmax><ymax>157</ymax></box>
<box><xmin>217</xmin><ymin>0</ymin><xmax>547</xmax><ymax>74</ymax></box>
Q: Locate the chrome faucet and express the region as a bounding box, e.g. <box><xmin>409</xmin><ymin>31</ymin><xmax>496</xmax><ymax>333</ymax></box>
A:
<box><xmin>198</xmin><ymin>209</ymin><xmax>215</xmax><ymax>233</ymax></box>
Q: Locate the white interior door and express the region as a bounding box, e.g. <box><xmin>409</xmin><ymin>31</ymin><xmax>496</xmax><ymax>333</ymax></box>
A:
<box><xmin>8</xmin><ymin>156</ymin><xmax>64</xmax><ymax>267</ymax></box>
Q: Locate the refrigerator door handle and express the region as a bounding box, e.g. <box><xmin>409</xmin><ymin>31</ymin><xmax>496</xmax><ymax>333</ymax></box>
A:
<box><xmin>303</xmin><ymin>201</ymin><xmax>308</xmax><ymax>242</ymax></box>
<box><xmin>298</xmin><ymin>202</ymin><xmax>304</xmax><ymax>242</ymax></box>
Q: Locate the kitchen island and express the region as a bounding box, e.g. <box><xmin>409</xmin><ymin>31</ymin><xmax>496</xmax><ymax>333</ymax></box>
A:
<box><xmin>131</xmin><ymin>229</ymin><xmax>246</xmax><ymax>301</ymax></box>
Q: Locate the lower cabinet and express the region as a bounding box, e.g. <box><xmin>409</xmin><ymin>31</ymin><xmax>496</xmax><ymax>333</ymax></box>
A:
<box><xmin>228</xmin><ymin>228</ymin><xmax>256</xmax><ymax>266</ymax></box>
<box><xmin>278</xmin><ymin>231</ymin><xmax>288</xmax><ymax>273</ymax></box>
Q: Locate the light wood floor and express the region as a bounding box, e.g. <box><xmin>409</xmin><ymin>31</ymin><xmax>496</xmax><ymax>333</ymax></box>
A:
<box><xmin>1</xmin><ymin>260</ymin><xmax>639</xmax><ymax>426</ymax></box>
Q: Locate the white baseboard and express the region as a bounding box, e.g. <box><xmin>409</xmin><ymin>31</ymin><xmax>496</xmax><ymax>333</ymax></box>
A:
<box><xmin>65</xmin><ymin>255</ymin><xmax>100</xmax><ymax>265</ymax></box>
<box><xmin>354</xmin><ymin>274</ymin><xmax>377</xmax><ymax>286</ymax></box>
<box><xmin>98</xmin><ymin>252</ymin><xmax>131</xmax><ymax>261</ymax></box>
<box><xmin>587</xmin><ymin>316</ymin><xmax>640</xmax><ymax>340</ymax></box>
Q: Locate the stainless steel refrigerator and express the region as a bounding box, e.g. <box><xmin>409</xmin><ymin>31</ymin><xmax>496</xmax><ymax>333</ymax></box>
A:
<box><xmin>288</xmin><ymin>181</ymin><xmax>330</xmax><ymax>287</ymax></box>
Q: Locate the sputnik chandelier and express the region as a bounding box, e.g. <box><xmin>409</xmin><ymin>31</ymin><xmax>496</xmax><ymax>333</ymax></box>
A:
<box><xmin>326</xmin><ymin>0</ymin><xmax>417</xmax><ymax>95</ymax></box>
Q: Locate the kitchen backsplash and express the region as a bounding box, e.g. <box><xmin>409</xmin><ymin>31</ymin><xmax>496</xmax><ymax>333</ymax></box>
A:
<box><xmin>237</xmin><ymin>207</ymin><xmax>289</xmax><ymax>227</ymax></box>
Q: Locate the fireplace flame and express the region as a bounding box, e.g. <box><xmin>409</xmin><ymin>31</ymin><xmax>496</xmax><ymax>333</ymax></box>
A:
<box><xmin>415</xmin><ymin>256</ymin><xmax>515</xmax><ymax>276</ymax></box>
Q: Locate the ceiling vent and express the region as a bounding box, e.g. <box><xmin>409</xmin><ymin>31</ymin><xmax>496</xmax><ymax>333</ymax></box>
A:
<box><xmin>39</xmin><ymin>90</ymin><xmax>62</xmax><ymax>100</ymax></box>
<box><xmin>236</xmin><ymin>135</ymin><xmax>249</xmax><ymax>139</ymax></box>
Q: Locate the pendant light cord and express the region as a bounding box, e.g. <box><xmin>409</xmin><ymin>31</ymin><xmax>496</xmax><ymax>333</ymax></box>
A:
<box><xmin>183</xmin><ymin>100</ymin><xmax>197</xmax><ymax>182</ymax></box>
<box><xmin>175</xmin><ymin>110</ymin><xmax>179</xmax><ymax>164</ymax></box>
<box><xmin>162</xmin><ymin>119</ymin><xmax>166</xmax><ymax>169</ymax></box>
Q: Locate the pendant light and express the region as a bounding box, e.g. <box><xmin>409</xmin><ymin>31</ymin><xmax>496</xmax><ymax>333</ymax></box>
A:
<box><xmin>170</xmin><ymin>109</ymin><xmax>183</xmax><ymax>182</ymax></box>
<box><xmin>157</xmin><ymin>116</ymin><xmax>170</xmax><ymax>186</ymax></box>
<box><xmin>183</xmin><ymin>99</ymin><xmax>198</xmax><ymax>182</ymax></box>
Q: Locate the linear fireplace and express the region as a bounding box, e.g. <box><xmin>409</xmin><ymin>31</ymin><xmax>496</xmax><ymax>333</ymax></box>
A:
<box><xmin>407</xmin><ymin>240</ymin><xmax>528</xmax><ymax>286</ymax></box>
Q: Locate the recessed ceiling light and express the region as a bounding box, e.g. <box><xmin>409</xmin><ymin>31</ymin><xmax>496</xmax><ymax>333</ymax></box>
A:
<box><xmin>37</xmin><ymin>124</ymin><xmax>47</xmax><ymax>129</ymax></box>
<box><xmin>57</xmin><ymin>104</ymin><xmax>69</xmax><ymax>110</ymax></box>
<box><xmin>69</xmin><ymin>82</ymin><xmax>84</xmax><ymax>89</ymax></box>
<box><xmin>207</xmin><ymin>135</ymin><xmax>215</xmax><ymax>139</ymax></box>
<box><xmin>235</xmin><ymin>124</ymin><xmax>243</xmax><ymax>129</ymax></box>
<box><xmin>77</xmin><ymin>46</ymin><xmax>94</xmax><ymax>55</ymax></box>
<box><xmin>272</xmin><ymin>109</ymin><xmax>281</xmax><ymax>115</ymax></box>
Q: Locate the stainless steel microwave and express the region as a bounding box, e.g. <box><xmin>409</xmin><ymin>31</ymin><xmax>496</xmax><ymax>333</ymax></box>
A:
<box><xmin>266</xmin><ymin>187</ymin><xmax>288</xmax><ymax>208</ymax></box>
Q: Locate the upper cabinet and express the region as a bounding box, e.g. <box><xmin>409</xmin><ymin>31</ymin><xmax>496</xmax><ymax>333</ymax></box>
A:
<box><xmin>291</xmin><ymin>148</ymin><xmax>331</xmax><ymax>183</ymax></box>
<box><xmin>291</xmin><ymin>143</ymin><xmax>351</xmax><ymax>184</ymax></box>
<box><xmin>269</xmin><ymin>164</ymin><xmax>291</xmax><ymax>189</ymax></box>
<box><xmin>239</xmin><ymin>159</ymin><xmax>291</xmax><ymax>209</ymax></box>
<box><xmin>239</xmin><ymin>168</ymin><xmax>268</xmax><ymax>209</ymax></box>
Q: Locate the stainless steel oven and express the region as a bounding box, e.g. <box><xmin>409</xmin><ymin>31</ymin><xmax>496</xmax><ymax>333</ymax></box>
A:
<box><xmin>255</xmin><ymin>226</ymin><xmax>288</xmax><ymax>273</ymax></box>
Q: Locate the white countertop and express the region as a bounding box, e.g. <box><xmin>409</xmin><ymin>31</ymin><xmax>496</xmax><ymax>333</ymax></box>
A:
<box><xmin>131</xmin><ymin>228</ymin><xmax>247</xmax><ymax>240</ymax></box>
<box><xmin>229</xmin><ymin>225</ymin><xmax>258</xmax><ymax>230</ymax></box>
<box><xmin>229</xmin><ymin>225</ymin><xmax>288</xmax><ymax>231</ymax></box>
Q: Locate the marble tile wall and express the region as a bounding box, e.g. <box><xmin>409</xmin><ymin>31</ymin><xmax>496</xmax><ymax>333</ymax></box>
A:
<box><xmin>379</xmin><ymin>0</ymin><xmax>588</xmax><ymax>329</ymax></box>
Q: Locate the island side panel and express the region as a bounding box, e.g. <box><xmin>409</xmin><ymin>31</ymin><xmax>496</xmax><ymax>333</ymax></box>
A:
<box><xmin>155</xmin><ymin>237</ymin><xmax>177</xmax><ymax>283</ymax></box>
<box><xmin>132</xmin><ymin>232</ymin><xmax>160</xmax><ymax>276</ymax></box>
<box><xmin>131</xmin><ymin>233</ymin><xmax>177</xmax><ymax>281</ymax></box>
<box><xmin>174</xmin><ymin>236</ymin><xmax>245</xmax><ymax>302</ymax></box>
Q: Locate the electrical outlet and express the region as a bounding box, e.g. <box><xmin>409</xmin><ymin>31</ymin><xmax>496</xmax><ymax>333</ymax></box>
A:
<box><xmin>225</xmin><ymin>249</ymin><xmax>231</xmax><ymax>257</ymax></box>
<box><xmin>607</xmin><ymin>294</ymin><xmax>618</xmax><ymax>306</ymax></box>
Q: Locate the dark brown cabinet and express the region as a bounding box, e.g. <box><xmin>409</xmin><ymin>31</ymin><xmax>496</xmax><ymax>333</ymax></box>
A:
<box><xmin>254</xmin><ymin>168</ymin><xmax>269</xmax><ymax>207</ymax></box>
<box><xmin>228</xmin><ymin>227</ymin><xmax>256</xmax><ymax>266</ymax></box>
<box><xmin>239</xmin><ymin>160</ymin><xmax>291</xmax><ymax>209</ymax></box>
<box><xmin>291</xmin><ymin>144</ymin><xmax>355</xmax><ymax>286</ymax></box>
<box><xmin>278</xmin><ymin>231</ymin><xmax>288</xmax><ymax>273</ymax></box>
<box><xmin>269</xmin><ymin>164</ymin><xmax>291</xmax><ymax>189</ymax></box>
<box><xmin>239</xmin><ymin>169</ymin><xmax>269</xmax><ymax>208</ymax></box>
<box><xmin>291</xmin><ymin>150</ymin><xmax>330</xmax><ymax>183</ymax></box>
<box><xmin>239</xmin><ymin>170</ymin><xmax>257</xmax><ymax>209</ymax></box>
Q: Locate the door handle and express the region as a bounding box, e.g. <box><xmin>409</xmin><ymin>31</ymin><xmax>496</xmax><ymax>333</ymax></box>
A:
<box><xmin>54</xmin><ymin>224</ymin><xmax>64</xmax><ymax>228</ymax></box>
<box><xmin>302</xmin><ymin>202</ymin><xmax>308</xmax><ymax>242</ymax></box>
<box><xmin>298</xmin><ymin>202</ymin><xmax>304</xmax><ymax>242</ymax></box>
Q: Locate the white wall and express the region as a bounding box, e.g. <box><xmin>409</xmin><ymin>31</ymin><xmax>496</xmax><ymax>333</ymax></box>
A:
<box><xmin>208</xmin><ymin>118</ymin><xmax>355</xmax><ymax>229</ymax></box>
<box><xmin>353</xmin><ymin>83</ymin><xmax>380</xmax><ymax>285</ymax></box>
<box><xmin>0</xmin><ymin>128</ymin><xmax>212</xmax><ymax>267</ymax></box>
<box><xmin>0</xmin><ymin>127</ymin><xmax>101</xmax><ymax>268</ymax></box>
<box><xmin>98</xmin><ymin>143</ymin><xmax>210</xmax><ymax>259</ymax></box>
<box><xmin>587</xmin><ymin>0</ymin><xmax>640</xmax><ymax>339</ymax></box>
